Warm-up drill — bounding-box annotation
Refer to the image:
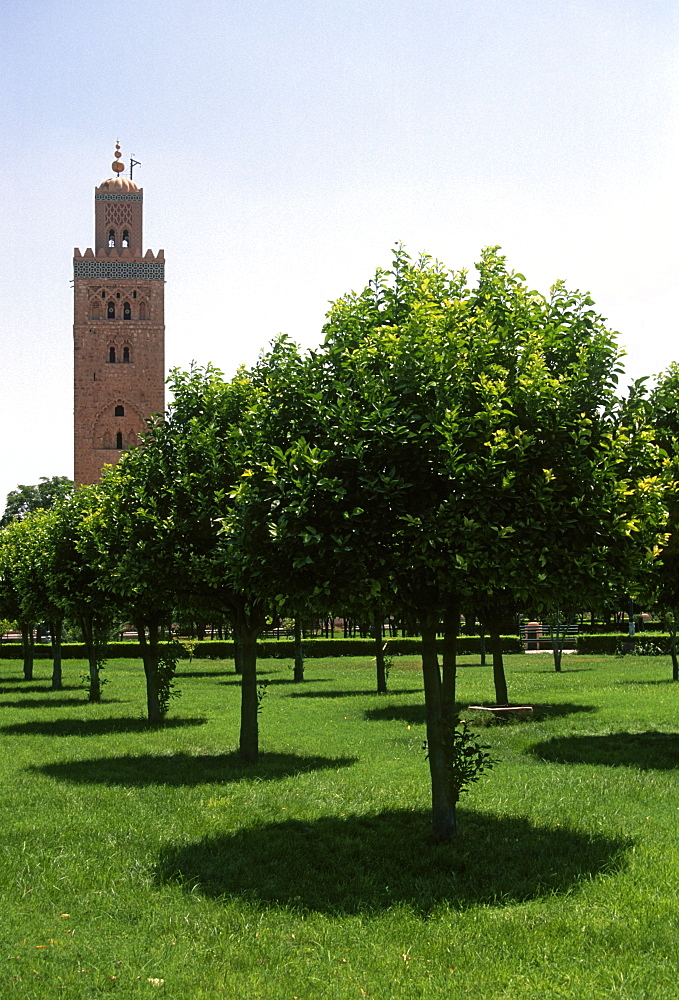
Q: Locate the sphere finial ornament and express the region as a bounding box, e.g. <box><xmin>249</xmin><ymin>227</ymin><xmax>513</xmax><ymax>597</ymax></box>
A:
<box><xmin>111</xmin><ymin>140</ymin><xmax>125</xmax><ymax>174</ymax></box>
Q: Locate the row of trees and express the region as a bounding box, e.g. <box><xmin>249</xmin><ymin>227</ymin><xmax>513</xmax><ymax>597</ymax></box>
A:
<box><xmin>1</xmin><ymin>247</ymin><xmax>677</xmax><ymax>840</ymax></box>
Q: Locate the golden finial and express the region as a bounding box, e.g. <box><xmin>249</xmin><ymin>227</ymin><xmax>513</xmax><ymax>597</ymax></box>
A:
<box><xmin>111</xmin><ymin>140</ymin><xmax>125</xmax><ymax>174</ymax></box>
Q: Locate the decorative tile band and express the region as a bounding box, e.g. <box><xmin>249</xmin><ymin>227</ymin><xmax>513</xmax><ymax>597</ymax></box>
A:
<box><xmin>74</xmin><ymin>261</ymin><xmax>165</xmax><ymax>280</ymax></box>
<box><xmin>95</xmin><ymin>193</ymin><xmax>143</xmax><ymax>202</ymax></box>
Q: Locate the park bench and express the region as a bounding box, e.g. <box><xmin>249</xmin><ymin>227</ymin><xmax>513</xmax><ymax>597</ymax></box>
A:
<box><xmin>520</xmin><ymin>621</ymin><xmax>578</xmax><ymax>651</ymax></box>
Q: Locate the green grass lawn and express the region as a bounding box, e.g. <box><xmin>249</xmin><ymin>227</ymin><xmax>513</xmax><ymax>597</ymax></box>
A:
<box><xmin>1</xmin><ymin>651</ymin><xmax>677</xmax><ymax>999</ymax></box>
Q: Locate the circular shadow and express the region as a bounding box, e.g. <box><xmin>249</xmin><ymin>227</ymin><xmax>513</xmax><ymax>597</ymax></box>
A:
<box><xmin>529</xmin><ymin>730</ymin><xmax>679</xmax><ymax>770</ymax></box>
<box><xmin>156</xmin><ymin>808</ymin><xmax>629</xmax><ymax>915</ymax></box>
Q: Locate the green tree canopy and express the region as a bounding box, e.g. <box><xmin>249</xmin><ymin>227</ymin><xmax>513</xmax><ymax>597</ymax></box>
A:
<box><xmin>239</xmin><ymin>246</ymin><xmax>666</xmax><ymax>839</ymax></box>
<box><xmin>0</xmin><ymin>509</ymin><xmax>67</xmax><ymax>688</ymax></box>
<box><xmin>0</xmin><ymin>476</ymin><xmax>74</xmax><ymax>527</ymax></box>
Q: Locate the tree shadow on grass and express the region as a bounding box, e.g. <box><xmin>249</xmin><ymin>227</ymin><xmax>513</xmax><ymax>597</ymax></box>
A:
<box><xmin>364</xmin><ymin>703</ymin><xmax>426</xmax><ymax>725</ymax></box>
<box><xmin>535</xmin><ymin>667</ymin><xmax>594</xmax><ymax>673</ymax></box>
<box><xmin>34</xmin><ymin>751</ymin><xmax>357</xmax><ymax>788</ymax></box>
<box><xmin>177</xmin><ymin>669</ymin><xmax>235</xmax><ymax>679</ymax></box>
<box><xmin>363</xmin><ymin>703</ymin><xmax>598</xmax><ymax>726</ymax></box>
<box><xmin>0</xmin><ymin>696</ymin><xmax>117</xmax><ymax>710</ymax></box>
<box><xmin>155</xmin><ymin>808</ymin><xmax>629</xmax><ymax>915</ymax></box>
<box><xmin>287</xmin><ymin>688</ymin><xmax>423</xmax><ymax>700</ymax></box>
<box><xmin>246</xmin><ymin>676</ymin><xmax>334</xmax><ymax>687</ymax></box>
<box><xmin>530</xmin><ymin>703</ymin><xmax>598</xmax><ymax>720</ymax></box>
<box><xmin>617</xmin><ymin>678</ymin><xmax>678</xmax><ymax>687</ymax></box>
<box><xmin>217</xmin><ymin>674</ymin><xmax>335</xmax><ymax>688</ymax></box>
<box><xmin>529</xmin><ymin>731</ymin><xmax>679</xmax><ymax>770</ymax></box>
<box><xmin>0</xmin><ymin>716</ymin><xmax>208</xmax><ymax>738</ymax></box>
<box><xmin>0</xmin><ymin>683</ymin><xmax>84</xmax><ymax>695</ymax></box>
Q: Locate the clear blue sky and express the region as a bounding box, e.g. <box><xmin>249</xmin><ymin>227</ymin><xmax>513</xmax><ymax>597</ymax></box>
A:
<box><xmin>1</xmin><ymin>0</ymin><xmax>678</xmax><ymax>511</ymax></box>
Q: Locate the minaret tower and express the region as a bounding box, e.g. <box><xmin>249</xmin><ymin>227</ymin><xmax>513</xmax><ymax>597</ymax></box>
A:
<box><xmin>73</xmin><ymin>142</ymin><xmax>165</xmax><ymax>484</ymax></box>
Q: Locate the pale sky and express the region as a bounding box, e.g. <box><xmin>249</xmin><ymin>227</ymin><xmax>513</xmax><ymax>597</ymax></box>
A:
<box><xmin>2</xmin><ymin>0</ymin><xmax>678</xmax><ymax>513</ymax></box>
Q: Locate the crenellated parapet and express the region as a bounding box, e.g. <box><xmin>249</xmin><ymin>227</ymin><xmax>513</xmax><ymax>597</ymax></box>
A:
<box><xmin>73</xmin><ymin>246</ymin><xmax>165</xmax><ymax>281</ymax></box>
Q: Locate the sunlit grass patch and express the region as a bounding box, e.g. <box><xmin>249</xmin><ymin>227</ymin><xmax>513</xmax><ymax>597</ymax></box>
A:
<box><xmin>0</xmin><ymin>651</ymin><xmax>677</xmax><ymax>998</ymax></box>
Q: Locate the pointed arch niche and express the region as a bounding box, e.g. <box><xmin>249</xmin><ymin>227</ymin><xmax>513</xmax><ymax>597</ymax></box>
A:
<box><xmin>92</xmin><ymin>398</ymin><xmax>146</xmax><ymax>451</ymax></box>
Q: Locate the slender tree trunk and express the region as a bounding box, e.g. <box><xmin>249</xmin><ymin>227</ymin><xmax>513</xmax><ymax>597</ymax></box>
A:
<box><xmin>421</xmin><ymin>614</ymin><xmax>457</xmax><ymax>841</ymax></box>
<box><xmin>238</xmin><ymin>626</ymin><xmax>260</xmax><ymax>764</ymax></box>
<box><xmin>488</xmin><ymin>624</ymin><xmax>508</xmax><ymax>705</ymax></box>
<box><xmin>50</xmin><ymin>620</ymin><xmax>63</xmax><ymax>691</ymax></box>
<box><xmin>21</xmin><ymin>623</ymin><xmax>35</xmax><ymax>681</ymax></box>
<box><xmin>669</xmin><ymin>618</ymin><xmax>679</xmax><ymax>682</ymax></box>
<box><xmin>374</xmin><ymin>608</ymin><xmax>387</xmax><ymax>694</ymax></box>
<box><xmin>441</xmin><ymin>600</ymin><xmax>458</xmax><ymax>712</ymax></box>
<box><xmin>479</xmin><ymin>630</ymin><xmax>486</xmax><ymax>666</ymax></box>
<box><xmin>552</xmin><ymin>633</ymin><xmax>563</xmax><ymax>673</ymax></box>
<box><xmin>549</xmin><ymin>614</ymin><xmax>565</xmax><ymax>672</ymax></box>
<box><xmin>80</xmin><ymin>615</ymin><xmax>101</xmax><ymax>703</ymax></box>
<box><xmin>138</xmin><ymin>618</ymin><xmax>163</xmax><ymax>724</ymax></box>
<box><xmin>293</xmin><ymin>617</ymin><xmax>305</xmax><ymax>682</ymax></box>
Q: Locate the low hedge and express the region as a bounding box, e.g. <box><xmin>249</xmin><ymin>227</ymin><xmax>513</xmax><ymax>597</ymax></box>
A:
<box><xmin>185</xmin><ymin>636</ymin><xmax>522</xmax><ymax>658</ymax></box>
<box><xmin>0</xmin><ymin>641</ymin><xmax>184</xmax><ymax>661</ymax></box>
<box><xmin>0</xmin><ymin>635</ymin><xmax>523</xmax><ymax>661</ymax></box>
<box><xmin>12</xmin><ymin>633</ymin><xmax>669</xmax><ymax>659</ymax></box>
<box><xmin>576</xmin><ymin>632</ymin><xmax>669</xmax><ymax>655</ymax></box>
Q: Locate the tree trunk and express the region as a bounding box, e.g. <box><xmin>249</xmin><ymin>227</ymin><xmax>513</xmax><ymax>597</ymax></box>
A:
<box><xmin>479</xmin><ymin>630</ymin><xmax>486</xmax><ymax>666</ymax></box>
<box><xmin>293</xmin><ymin>617</ymin><xmax>305</xmax><ymax>682</ymax></box>
<box><xmin>488</xmin><ymin>625</ymin><xmax>508</xmax><ymax>705</ymax></box>
<box><xmin>669</xmin><ymin>617</ymin><xmax>678</xmax><ymax>682</ymax></box>
<box><xmin>21</xmin><ymin>623</ymin><xmax>34</xmax><ymax>681</ymax></box>
<box><xmin>441</xmin><ymin>600</ymin><xmax>458</xmax><ymax>712</ymax></box>
<box><xmin>374</xmin><ymin>608</ymin><xmax>387</xmax><ymax>694</ymax></box>
<box><xmin>50</xmin><ymin>620</ymin><xmax>63</xmax><ymax>691</ymax></box>
<box><xmin>138</xmin><ymin>618</ymin><xmax>163</xmax><ymax>724</ymax></box>
<box><xmin>80</xmin><ymin>615</ymin><xmax>102</xmax><ymax>703</ymax></box>
<box><xmin>233</xmin><ymin>640</ymin><xmax>243</xmax><ymax>675</ymax></box>
<box><xmin>548</xmin><ymin>614</ymin><xmax>565</xmax><ymax>672</ymax></box>
<box><xmin>552</xmin><ymin>633</ymin><xmax>563</xmax><ymax>673</ymax></box>
<box><xmin>238</xmin><ymin>626</ymin><xmax>260</xmax><ymax>764</ymax></box>
<box><xmin>421</xmin><ymin>615</ymin><xmax>457</xmax><ymax>841</ymax></box>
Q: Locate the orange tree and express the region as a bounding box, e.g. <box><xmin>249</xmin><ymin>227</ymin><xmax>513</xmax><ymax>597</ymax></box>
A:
<box><xmin>96</xmin><ymin>364</ymin><xmax>283</xmax><ymax>757</ymax></box>
<box><xmin>243</xmin><ymin>247</ymin><xmax>666</xmax><ymax>840</ymax></box>
<box><xmin>47</xmin><ymin>486</ymin><xmax>118</xmax><ymax>702</ymax></box>
<box><xmin>647</xmin><ymin>365</ymin><xmax>679</xmax><ymax>679</ymax></box>
<box><xmin>0</xmin><ymin>510</ymin><xmax>69</xmax><ymax>689</ymax></box>
<box><xmin>0</xmin><ymin>520</ymin><xmax>37</xmax><ymax>680</ymax></box>
<box><xmin>84</xmin><ymin>450</ymin><xmax>186</xmax><ymax>724</ymax></box>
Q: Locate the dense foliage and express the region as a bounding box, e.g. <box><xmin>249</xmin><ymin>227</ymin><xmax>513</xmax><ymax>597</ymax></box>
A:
<box><xmin>0</xmin><ymin>248</ymin><xmax>671</xmax><ymax>840</ymax></box>
<box><xmin>0</xmin><ymin>475</ymin><xmax>73</xmax><ymax>527</ymax></box>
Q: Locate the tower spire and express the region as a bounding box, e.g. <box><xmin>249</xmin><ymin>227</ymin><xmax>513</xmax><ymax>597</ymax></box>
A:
<box><xmin>111</xmin><ymin>140</ymin><xmax>125</xmax><ymax>175</ymax></box>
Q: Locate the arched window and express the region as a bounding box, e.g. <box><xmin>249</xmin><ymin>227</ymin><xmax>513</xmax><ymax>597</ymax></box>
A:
<box><xmin>101</xmin><ymin>290</ymin><xmax>106</xmax><ymax>299</ymax></box>
<box><xmin>108</xmin><ymin>229</ymin><xmax>116</xmax><ymax>247</ymax></box>
<box><xmin>116</xmin><ymin>431</ymin><xmax>123</xmax><ymax>449</ymax></box>
<box><xmin>123</xmin><ymin>302</ymin><xmax>131</xmax><ymax>320</ymax></box>
<box><xmin>122</xmin><ymin>229</ymin><xmax>130</xmax><ymax>247</ymax></box>
<box><xmin>123</xmin><ymin>346</ymin><xmax>130</xmax><ymax>363</ymax></box>
<box><xmin>107</xmin><ymin>301</ymin><xmax>115</xmax><ymax>319</ymax></box>
<box><xmin>115</xmin><ymin>405</ymin><xmax>124</xmax><ymax>417</ymax></box>
<box><xmin>102</xmin><ymin>431</ymin><xmax>112</xmax><ymax>449</ymax></box>
<box><xmin>109</xmin><ymin>346</ymin><xmax>116</xmax><ymax>363</ymax></box>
